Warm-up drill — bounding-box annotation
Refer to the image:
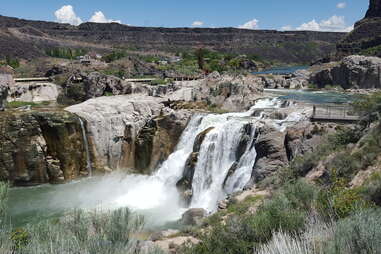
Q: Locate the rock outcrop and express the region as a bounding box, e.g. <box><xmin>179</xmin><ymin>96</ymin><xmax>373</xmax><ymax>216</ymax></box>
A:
<box><xmin>7</xmin><ymin>82</ymin><xmax>62</xmax><ymax>102</ymax></box>
<box><xmin>0</xmin><ymin>74</ymin><xmax>12</xmax><ymax>110</ymax></box>
<box><xmin>337</xmin><ymin>0</ymin><xmax>381</xmax><ymax>57</ymax></box>
<box><xmin>310</xmin><ymin>55</ymin><xmax>381</xmax><ymax>89</ymax></box>
<box><xmin>250</xmin><ymin>127</ymin><xmax>289</xmax><ymax>183</ymax></box>
<box><xmin>0</xmin><ymin>110</ymin><xmax>88</xmax><ymax>185</ymax></box>
<box><xmin>66</xmin><ymin>95</ymin><xmax>192</xmax><ymax>173</ymax></box>
<box><xmin>180</xmin><ymin>208</ymin><xmax>207</xmax><ymax>226</ymax></box>
<box><xmin>169</xmin><ymin>72</ymin><xmax>264</xmax><ymax>111</ymax></box>
<box><xmin>135</xmin><ymin>110</ymin><xmax>192</xmax><ymax>174</ymax></box>
<box><xmin>365</xmin><ymin>0</ymin><xmax>381</xmax><ymax>19</ymax></box>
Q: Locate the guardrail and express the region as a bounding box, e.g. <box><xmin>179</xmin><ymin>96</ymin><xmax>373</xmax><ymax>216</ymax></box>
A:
<box><xmin>311</xmin><ymin>105</ymin><xmax>360</xmax><ymax>122</ymax></box>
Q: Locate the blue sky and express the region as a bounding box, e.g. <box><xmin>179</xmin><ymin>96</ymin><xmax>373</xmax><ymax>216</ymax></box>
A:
<box><xmin>0</xmin><ymin>0</ymin><xmax>368</xmax><ymax>31</ymax></box>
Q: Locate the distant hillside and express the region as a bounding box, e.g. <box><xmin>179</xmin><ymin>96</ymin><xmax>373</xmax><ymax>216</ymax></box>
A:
<box><xmin>337</xmin><ymin>0</ymin><xmax>381</xmax><ymax>57</ymax></box>
<box><xmin>0</xmin><ymin>15</ymin><xmax>346</xmax><ymax>64</ymax></box>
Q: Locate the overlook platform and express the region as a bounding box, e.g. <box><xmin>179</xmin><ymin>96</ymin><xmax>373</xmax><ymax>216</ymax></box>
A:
<box><xmin>310</xmin><ymin>105</ymin><xmax>361</xmax><ymax>123</ymax></box>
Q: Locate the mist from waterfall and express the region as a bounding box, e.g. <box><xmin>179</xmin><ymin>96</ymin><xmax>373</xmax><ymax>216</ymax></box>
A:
<box><xmin>8</xmin><ymin>98</ymin><xmax>308</xmax><ymax>227</ymax></box>
<box><xmin>111</xmin><ymin>97</ymin><xmax>288</xmax><ymax>214</ymax></box>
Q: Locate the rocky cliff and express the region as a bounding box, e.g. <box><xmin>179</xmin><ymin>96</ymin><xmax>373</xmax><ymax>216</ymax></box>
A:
<box><xmin>337</xmin><ymin>0</ymin><xmax>381</xmax><ymax>57</ymax></box>
<box><xmin>0</xmin><ymin>110</ymin><xmax>89</xmax><ymax>186</ymax></box>
<box><xmin>0</xmin><ymin>15</ymin><xmax>345</xmax><ymax>64</ymax></box>
<box><xmin>310</xmin><ymin>55</ymin><xmax>381</xmax><ymax>89</ymax></box>
<box><xmin>365</xmin><ymin>0</ymin><xmax>381</xmax><ymax>18</ymax></box>
<box><xmin>65</xmin><ymin>95</ymin><xmax>192</xmax><ymax>174</ymax></box>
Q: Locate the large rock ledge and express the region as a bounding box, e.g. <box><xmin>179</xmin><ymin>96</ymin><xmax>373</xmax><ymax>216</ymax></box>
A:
<box><xmin>65</xmin><ymin>95</ymin><xmax>192</xmax><ymax>174</ymax></box>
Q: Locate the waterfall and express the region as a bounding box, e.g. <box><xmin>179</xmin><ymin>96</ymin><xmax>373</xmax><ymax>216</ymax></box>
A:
<box><xmin>108</xmin><ymin>97</ymin><xmax>306</xmax><ymax>217</ymax></box>
<box><xmin>78</xmin><ymin>117</ymin><xmax>93</xmax><ymax>177</ymax></box>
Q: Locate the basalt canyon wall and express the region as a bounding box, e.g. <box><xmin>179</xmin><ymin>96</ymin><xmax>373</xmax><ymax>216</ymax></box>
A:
<box><xmin>0</xmin><ymin>110</ymin><xmax>88</xmax><ymax>186</ymax></box>
<box><xmin>337</xmin><ymin>0</ymin><xmax>381</xmax><ymax>57</ymax></box>
<box><xmin>0</xmin><ymin>15</ymin><xmax>345</xmax><ymax>63</ymax></box>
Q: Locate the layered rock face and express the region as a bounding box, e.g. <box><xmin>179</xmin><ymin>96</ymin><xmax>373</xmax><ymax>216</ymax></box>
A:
<box><xmin>0</xmin><ymin>15</ymin><xmax>345</xmax><ymax>64</ymax></box>
<box><xmin>66</xmin><ymin>95</ymin><xmax>191</xmax><ymax>173</ymax></box>
<box><xmin>310</xmin><ymin>55</ymin><xmax>381</xmax><ymax>89</ymax></box>
<box><xmin>135</xmin><ymin>111</ymin><xmax>191</xmax><ymax>174</ymax></box>
<box><xmin>365</xmin><ymin>0</ymin><xmax>381</xmax><ymax>18</ymax></box>
<box><xmin>0</xmin><ymin>110</ymin><xmax>88</xmax><ymax>186</ymax></box>
<box><xmin>337</xmin><ymin>0</ymin><xmax>381</xmax><ymax>57</ymax></box>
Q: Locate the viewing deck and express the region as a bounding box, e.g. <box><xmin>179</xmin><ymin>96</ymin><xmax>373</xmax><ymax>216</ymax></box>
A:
<box><xmin>14</xmin><ymin>77</ymin><xmax>52</xmax><ymax>83</ymax></box>
<box><xmin>310</xmin><ymin>105</ymin><xmax>361</xmax><ymax>123</ymax></box>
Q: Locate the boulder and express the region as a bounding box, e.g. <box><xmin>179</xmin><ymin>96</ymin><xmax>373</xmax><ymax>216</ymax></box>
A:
<box><xmin>154</xmin><ymin>236</ymin><xmax>200</xmax><ymax>253</ymax></box>
<box><xmin>83</xmin><ymin>72</ymin><xmax>132</xmax><ymax>98</ymax></box>
<box><xmin>250</xmin><ymin>126</ymin><xmax>288</xmax><ymax>183</ymax></box>
<box><xmin>180</xmin><ymin>208</ymin><xmax>207</xmax><ymax>226</ymax></box>
<box><xmin>284</xmin><ymin>122</ymin><xmax>331</xmax><ymax>161</ymax></box>
<box><xmin>149</xmin><ymin>229</ymin><xmax>180</xmax><ymax>241</ymax></box>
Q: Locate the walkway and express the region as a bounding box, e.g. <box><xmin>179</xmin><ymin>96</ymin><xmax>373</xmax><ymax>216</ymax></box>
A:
<box><xmin>310</xmin><ymin>105</ymin><xmax>361</xmax><ymax>123</ymax></box>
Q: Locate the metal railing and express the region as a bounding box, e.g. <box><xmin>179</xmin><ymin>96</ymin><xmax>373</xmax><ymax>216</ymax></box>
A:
<box><xmin>311</xmin><ymin>105</ymin><xmax>360</xmax><ymax>121</ymax></box>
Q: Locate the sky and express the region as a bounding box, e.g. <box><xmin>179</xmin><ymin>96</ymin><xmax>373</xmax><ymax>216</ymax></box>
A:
<box><xmin>0</xmin><ymin>0</ymin><xmax>369</xmax><ymax>32</ymax></box>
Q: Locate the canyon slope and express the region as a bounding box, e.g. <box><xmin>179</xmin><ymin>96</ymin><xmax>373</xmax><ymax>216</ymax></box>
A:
<box><xmin>337</xmin><ymin>0</ymin><xmax>381</xmax><ymax>57</ymax></box>
<box><xmin>0</xmin><ymin>15</ymin><xmax>345</xmax><ymax>64</ymax></box>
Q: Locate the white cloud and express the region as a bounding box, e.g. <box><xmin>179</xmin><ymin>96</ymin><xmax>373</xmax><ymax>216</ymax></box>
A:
<box><xmin>297</xmin><ymin>19</ymin><xmax>321</xmax><ymax>31</ymax></box>
<box><xmin>296</xmin><ymin>15</ymin><xmax>353</xmax><ymax>32</ymax></box>
<box><xmin>54</xmin><ymin>5</ymin><xmax>83</xmax><ymax>25</ymax></box>
<box><xmin>238</xmin><ymin>19</ymin><xmax>259</xmax><ymax>30</ymax></box>
<box><xmin>280</xmin><ymin>25</ymin><xmax>293</xmax><ymax>31</ymax></box>
<box><xmin>89</xmin><ymin>11</ymin><xmax>121</xmax><ymax>23</ymax></box>
<box><xmin>337</xmin><ymin>2</ymin><xmax>347</xmax><ymax>9</ymax></box>
<box><xmin>192</xmin><ymin>21</ymin><xmax>204</xmax><ymax>27</ymax></box>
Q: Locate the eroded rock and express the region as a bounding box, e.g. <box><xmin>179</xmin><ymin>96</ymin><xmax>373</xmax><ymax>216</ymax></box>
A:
<box><xmin>180</xmin><ymin>208</ymin><xmax>207</xmax><ymax>226</ymax></box>
<box><xmin>0</xmin><ymin>110</ymin><xmax>87</xmax><ymax>185</ymax></box>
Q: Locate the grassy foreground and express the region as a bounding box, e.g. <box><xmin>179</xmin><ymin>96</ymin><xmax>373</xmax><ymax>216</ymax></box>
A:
<box><xmin>181</xmin><ymin>92</ymin><xmax>381</xmax><ymax>254</ymax></box>
<box><xmin>0</xmin><ymin>183</ymin><xmax>163</xmax><ymax>254</ymax></box>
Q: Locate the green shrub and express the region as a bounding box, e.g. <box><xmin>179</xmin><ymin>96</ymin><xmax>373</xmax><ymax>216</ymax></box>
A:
<box><xmin>184</xmin><ymin>183</ymin><xmax>312</xmax><ymax>254</ymax></box>
<box><xmin>325</xmin><ymin>208</ymin><xmax>381</xmax><ymax>254</ymax></box>
<box><xmin>352</xmin><ymin>92</ymin><xmax>381</xmax><ymax>124</ymax></box>
<box><xmin>11</xmin><ymin>228</ymin><xmax>30</xmax><ymax>250</ymax></box>
<box><xmin>360</xmin><ymin>172</ymin><xmax>381</xmax><ymax>205</ymax></box>
<box><xmin>3</xmin><ymin>56</ymin><xmax>20</xmax><ymax>69</ymax></box>
<box><xmin>45</xmin><ymin>48</ymin><xmax>87</xmax><ymax>59</ymax></box>
<box><xmin>317</xmin><ymin>174</ymin><xmax>373</xmax><ymax>219</ymax></box>
<box><xmin>102</xmin><ymin>51</ymin><xmax>128</xmax><ymax>63</ymax></box>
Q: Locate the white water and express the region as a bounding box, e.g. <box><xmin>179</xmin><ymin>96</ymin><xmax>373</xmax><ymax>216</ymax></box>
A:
<box><xmin>109</xmin><ymin>98</ymin><xmax>295</xmax><ymax>215</ymax></box>
<box><xmin>78</xmin><ymin>117</ymin><xmax>92</xmax><ymax>176</ymax></box>
<box><xmin>9</xmin><ymin>97</ymin><xmax>308</xmax><ymax>227</ymax></box>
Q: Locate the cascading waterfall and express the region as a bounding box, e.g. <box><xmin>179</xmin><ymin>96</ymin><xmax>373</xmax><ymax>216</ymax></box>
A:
<box><xmin>78</xmin><ymin>117</ymin><xmax>93</xmax><ymax>177</ymax></box>
<box><xmin>111</xmin><ymin>98</ymin><xmax>288</xmax><ymax>215</ymax></box>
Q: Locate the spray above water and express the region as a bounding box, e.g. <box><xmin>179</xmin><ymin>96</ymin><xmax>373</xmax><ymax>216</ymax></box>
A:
<box><xmin>108</xmin><ymin>97</ymin><xmax>304</xmax><ymax>214</ymax></box>
<box><xmin>9</xmin><ymin>98</ymin><xmax>307</xmax><ymax>227</ymax></box>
